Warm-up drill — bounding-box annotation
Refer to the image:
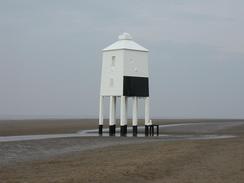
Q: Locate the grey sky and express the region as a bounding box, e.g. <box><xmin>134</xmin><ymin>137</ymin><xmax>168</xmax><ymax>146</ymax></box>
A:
<box><xmin>0</xmin><ymin>0</ymin><xmax>243</xmax><ymax>119</ymax></box>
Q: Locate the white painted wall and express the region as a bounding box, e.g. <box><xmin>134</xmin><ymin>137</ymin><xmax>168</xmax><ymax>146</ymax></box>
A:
<box><xmin>100</xmin><ymin>50</ymin><xmax>124</xmax><ymax>96</ymax></box>
<box><xmin>123</xmin><ymin>50</ymin><xmax>149</xmax><ymax>77</ymax></box>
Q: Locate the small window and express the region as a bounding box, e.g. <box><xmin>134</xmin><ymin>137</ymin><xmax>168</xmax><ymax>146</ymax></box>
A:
<box><xmin>111</xmin><ymin>56</ymin><xmax>116</xmax><ymax>67</ymax></box>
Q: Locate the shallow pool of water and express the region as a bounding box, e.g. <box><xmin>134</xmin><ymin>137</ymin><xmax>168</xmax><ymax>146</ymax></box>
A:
<box><xmin>0</xmin><ymin>123</ymin><xmax>236</xmax><ymax>143</ymax></box>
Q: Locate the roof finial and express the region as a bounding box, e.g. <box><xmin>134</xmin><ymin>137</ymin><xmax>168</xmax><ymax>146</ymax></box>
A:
<box><xmin>118</xmin><ymin>32</ymin><xmax>133</xmax><ymax>40</ymax></box>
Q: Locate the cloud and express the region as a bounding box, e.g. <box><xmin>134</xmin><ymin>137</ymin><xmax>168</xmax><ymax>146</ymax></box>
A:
<box><xmin>0</xmin><ymin>0</ymin><xmax>244</xmax><ymax>118</ymax></box>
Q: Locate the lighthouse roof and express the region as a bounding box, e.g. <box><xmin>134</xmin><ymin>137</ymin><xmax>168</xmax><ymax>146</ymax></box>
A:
<box><xmin>103</xmin><ymin>33</ymin><xmax>149</xmax><ymax>52</ymax></box>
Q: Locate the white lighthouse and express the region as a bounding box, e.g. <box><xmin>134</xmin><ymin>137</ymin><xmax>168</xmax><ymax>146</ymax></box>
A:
<box><xmin>99</xmin><ymin>33</ymin><xmax>151</xmax><ymax>136</ymax></box>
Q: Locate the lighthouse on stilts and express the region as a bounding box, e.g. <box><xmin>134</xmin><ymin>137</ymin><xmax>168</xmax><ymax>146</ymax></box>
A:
<box><xmin>98</xmin><ymin>33</ymin><xmax>153</xmax><ymax>136</ymax></box>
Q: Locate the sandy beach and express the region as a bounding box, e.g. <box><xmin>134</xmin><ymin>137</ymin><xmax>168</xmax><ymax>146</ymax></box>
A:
<box><xmin>0</xmin><ymin>119</ymin><xmax>244</xmax><ymax>183</ymax></box>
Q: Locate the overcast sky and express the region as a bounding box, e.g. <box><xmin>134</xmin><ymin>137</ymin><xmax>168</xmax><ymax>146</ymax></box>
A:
<box><xmin>0</xmin><ymin>0</ymin><xmax>244</xmax><ymax>119</ymax></box>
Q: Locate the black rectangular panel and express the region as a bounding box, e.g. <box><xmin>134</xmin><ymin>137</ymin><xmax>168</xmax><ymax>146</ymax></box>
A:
<box><xmin>123</xmin><ymin>76</ymin><xmax>149</xmax><ymax>97</ymax></box>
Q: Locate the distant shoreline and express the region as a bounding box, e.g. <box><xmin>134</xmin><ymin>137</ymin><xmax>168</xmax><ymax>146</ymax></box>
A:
<box><xmin>1</xmin><ymin>118</ymin><xmax>244</xmax><ymax>121</ymax></box>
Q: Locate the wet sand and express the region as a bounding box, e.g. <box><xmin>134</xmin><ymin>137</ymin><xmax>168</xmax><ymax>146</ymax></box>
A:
<box><xmin>0</xmin><ymin>119</ymin><xmax>98</xmax><ymax>136</ymax></box>
<box><xmin>0</xmin><ymin>118</ymin><xmax>242</xmax><ymax>136</ymax></box>
<box><xmin>0</xmin><ymin>119</ymin><xmax>244</xmax><ymax>183</ymax></box>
